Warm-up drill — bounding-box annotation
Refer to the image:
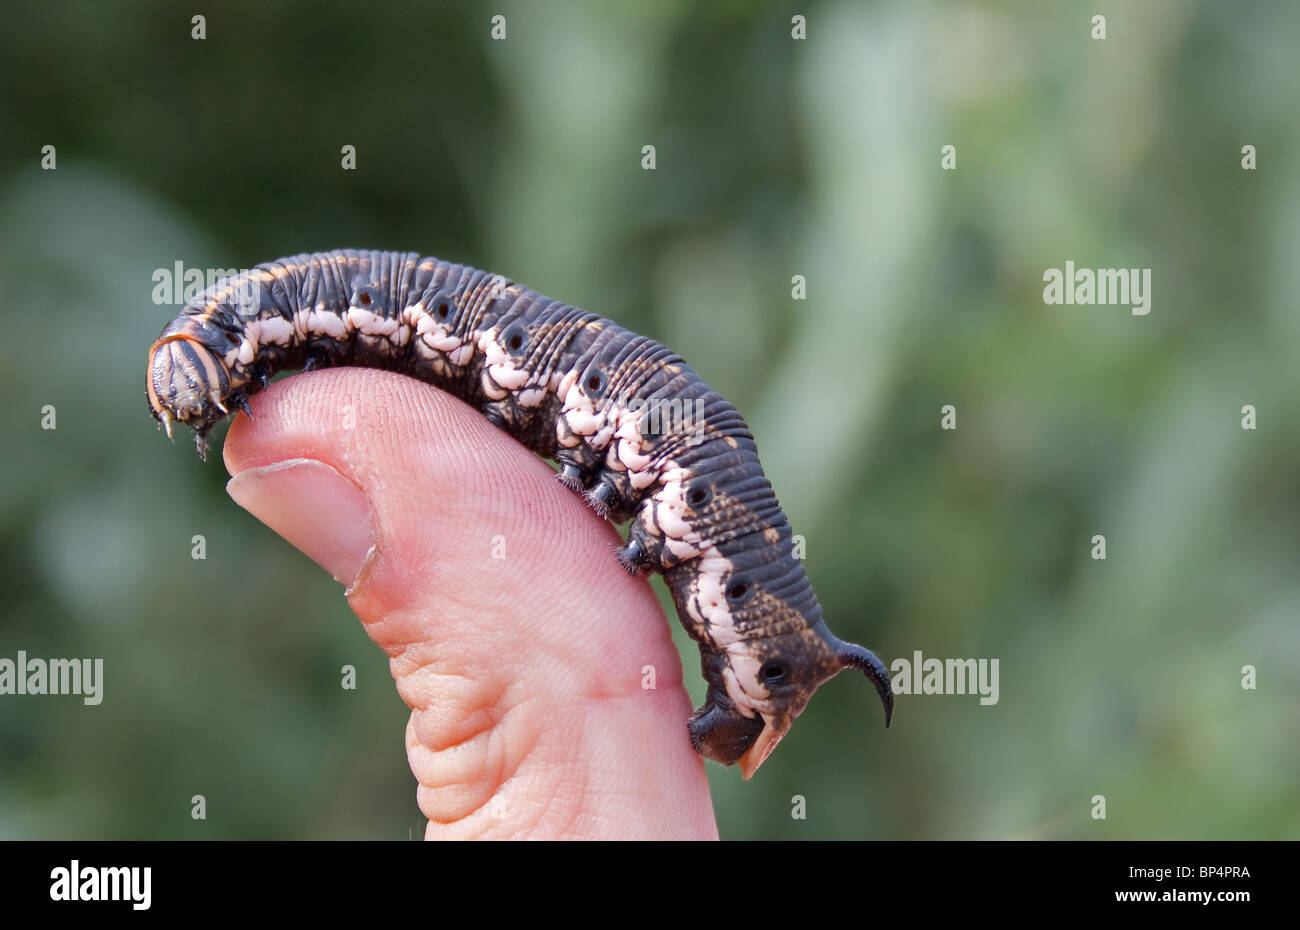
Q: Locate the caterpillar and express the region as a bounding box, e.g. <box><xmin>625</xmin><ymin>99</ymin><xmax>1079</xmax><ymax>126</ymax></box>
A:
<box><xmin>146</xmin><ymin>249</ymin><xmax>892</xmax><ymax>778</ymax></box>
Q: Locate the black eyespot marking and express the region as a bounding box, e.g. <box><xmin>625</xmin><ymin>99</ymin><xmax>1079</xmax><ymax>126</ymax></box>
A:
<box><xmin>353</xmin><ymin>283</ymin><xmax>380</xmax><ymax>309</ymax></box>
<box><xmin>501</xmin><ymin>323</ymin><xmax>528</xmax><ymax>354</ymax></box>
<box><xmin>145</xmin><ymin>248</ymin><xmax>894</xmax><ymax>780</ymax></box>
<box><xmin>726</xmin><ymin>580</ymin><xmax>752</xmax><ymax>603</ymax></box>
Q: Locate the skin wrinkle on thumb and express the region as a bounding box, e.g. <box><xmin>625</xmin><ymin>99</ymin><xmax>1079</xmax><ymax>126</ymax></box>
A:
<box><xmin>226</xmin><ymin>457</ymin><xmax>378</xmax><ymax>590</ymax></box>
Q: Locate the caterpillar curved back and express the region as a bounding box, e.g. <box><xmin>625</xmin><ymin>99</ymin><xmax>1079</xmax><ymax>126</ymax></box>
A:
<box><xmin>146</xmin><ymin>248</ymin><xmax>892</xmax><ymax>777</ymax></box>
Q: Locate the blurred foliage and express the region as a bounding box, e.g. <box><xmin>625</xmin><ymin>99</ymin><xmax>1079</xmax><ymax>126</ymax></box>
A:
<box><xmin>1</xmin><ymin>0</ymin><xmax>1297</xmax><ymax>839</ymax></box>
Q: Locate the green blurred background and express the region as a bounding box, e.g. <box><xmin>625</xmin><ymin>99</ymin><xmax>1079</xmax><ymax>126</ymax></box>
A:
<box><xmin>1</xmin><ymin>0</ymin><xmax>1297</xmax><ymax>839</ymax></box>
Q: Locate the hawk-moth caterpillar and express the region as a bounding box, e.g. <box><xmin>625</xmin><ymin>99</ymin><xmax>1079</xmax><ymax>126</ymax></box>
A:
<box><xmin>145</xmin><ymin>248</ymin><xmax>893</xmax><ymax>778</ymax></box>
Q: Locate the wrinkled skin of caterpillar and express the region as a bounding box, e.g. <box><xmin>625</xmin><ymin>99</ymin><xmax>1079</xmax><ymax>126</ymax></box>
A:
<box><xmin>146</xmin><ymin>249</ymin><xmax>893</xmax><ymax>778</ymax></box>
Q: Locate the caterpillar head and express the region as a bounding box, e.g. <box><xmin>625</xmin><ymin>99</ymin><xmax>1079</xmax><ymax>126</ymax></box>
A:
<box><xmin>689</xmin><ymin>619</ymin><xmax>893</xmax><ymax>778</ymax></box>
<box><xmin>145</xmin><ymin>312</ymin><xmax>240</xmax><ymax>457</ymax></box>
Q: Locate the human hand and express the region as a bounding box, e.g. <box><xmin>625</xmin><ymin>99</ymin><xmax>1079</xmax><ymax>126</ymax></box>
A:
<box><xmin>222</xmin><ymin>367</ymin><xmax>719</xmax><ymax>839</ymax></box>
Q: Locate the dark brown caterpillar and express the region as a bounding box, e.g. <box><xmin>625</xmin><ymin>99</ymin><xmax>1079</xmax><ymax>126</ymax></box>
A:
<box><xmin>146</xmin><ymin>249</ymin><xmax>892</xmax><ymax>777</ymax></box>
